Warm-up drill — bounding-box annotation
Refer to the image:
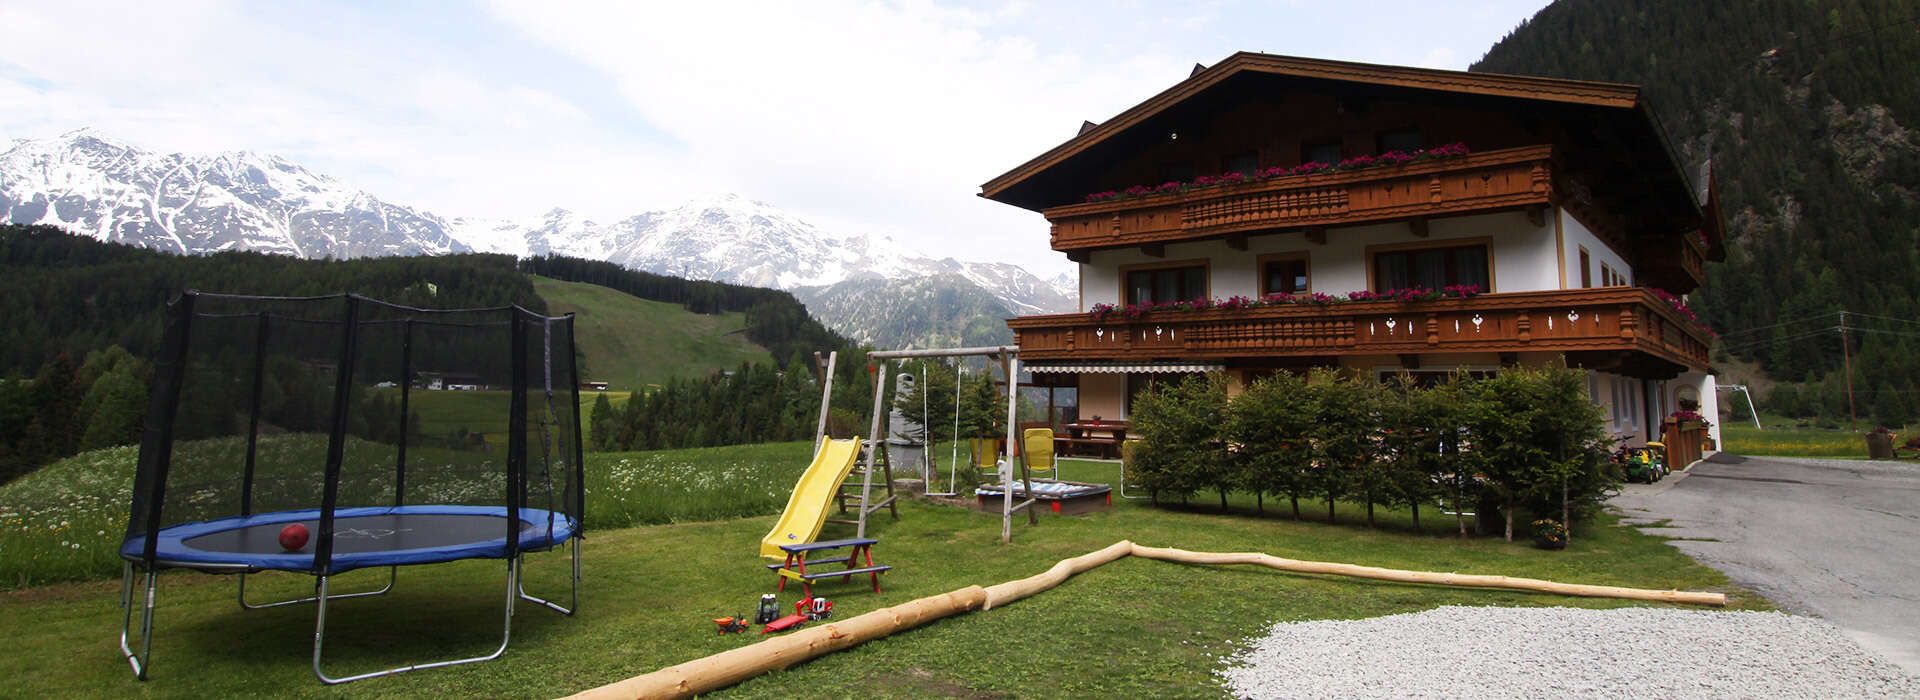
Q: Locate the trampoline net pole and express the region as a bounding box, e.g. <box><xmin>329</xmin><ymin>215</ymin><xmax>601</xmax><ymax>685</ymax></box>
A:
<box><xmin>131</xmin><ymin>291</ymin><xmax>196</xmax><ymax>568</ymax></box>
<box><xmin>506</xmin><ymin>309</ymin><xmax>527</xmax><ymax>560</ymax></box>
<box><xmin>240</xmin><ymin>312</ymin><xmax>270</xmax><ymax>517</ymax></box>
<box><xmin>395</xmin><ymin>319</ymin><xmax>412</xmax><ymax>507</ymax></box>
<box><xmin>313</xmin><ymin>295</ymin><xmax>363</xmax><ymax>575</ymax></box>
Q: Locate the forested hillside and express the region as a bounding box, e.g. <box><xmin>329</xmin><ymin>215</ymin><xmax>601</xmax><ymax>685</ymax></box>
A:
<box><xmin>1475</xmin><ymin>0</ymin><xmax>1920</xmax><ymax>425</ymax></box>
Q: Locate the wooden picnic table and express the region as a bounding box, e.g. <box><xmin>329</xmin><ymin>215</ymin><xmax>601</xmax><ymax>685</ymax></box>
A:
<box><xmin>1056</xmin><ymin>421</ymin><xmax>1128</xmax><ymax>458</ymax></box>
<box><xmin>766</xmin><ymin>537</ymin><xmax>890</xmax><ymax>597</ymax></box>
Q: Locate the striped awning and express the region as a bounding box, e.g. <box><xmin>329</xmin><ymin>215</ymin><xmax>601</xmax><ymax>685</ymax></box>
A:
<box><xmin>1026</xmin><ymin>362</ymin><xmax>1224</xmax><ymax>374</ymax></box>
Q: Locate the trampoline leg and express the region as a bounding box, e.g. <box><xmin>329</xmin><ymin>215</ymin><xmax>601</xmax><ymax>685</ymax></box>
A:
<box><xmin>241</xmin><ymin>566</ymin><xmax>396</xmax><ymax>610</ymax></box>
<box><xmin>312</xmin><ymin>559</ymin><xmax>518</xmax><ymax>685</ymax></box>
<box><xmin>517</xmin><ymin>538</ymin><xmax>580</xmax><ymax>616</ymax></box>
<box><xmin>119</xmin><ymin>563</ymin><xmax>157</xmax><ymax>680</ymax></box>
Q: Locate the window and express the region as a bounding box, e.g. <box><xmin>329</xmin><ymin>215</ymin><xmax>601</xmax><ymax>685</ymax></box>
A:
<box><xmin>1377</xmin><ymin>128</ymin><xmax>1423</xmax><ymax>154</ymax></box>
<box><xmin>1158</xmin><ymin>161</ymin><xmax>1195</xmax><ymax>183</ymax></box>
<box><xmin>1126</xmin><ymin>373</ymin><xmax>1203</xmax><ymax>415</ymax></box>
<box><xmin>1225</xmin><ymin>151</ymin><xmax>1259</xmax><ymax>176</ymax></box>
<box><xmin>1371</xmin><ymin>243</ymin><xmax>1490</xmax><ymax>291</ymax></box>
<box><xmin>1124</xmin><ymin>264</ymin><xmax>1207</xmax><ymax>305</ymax></box>
<box><xmin>1260</xmin><ymin>255</ymin><xmax>1310</xmax><ymax>295</ymax></box>
<box><xmin>1579</xmin><ymin>247</ymin><xmax>1592</xmax><ymax>288</ymax></box>
<box><xmin>1301</xmin><ymin>140</ymin><xmax>1342</xmax><ymax>165</ymax></box>
<box><xmin>1600</xmin><ymin>264</ymin><xmax>1616</xmax><ymax>286</ymax></box>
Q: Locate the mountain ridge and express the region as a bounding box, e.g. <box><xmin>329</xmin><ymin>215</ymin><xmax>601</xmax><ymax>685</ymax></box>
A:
<box><xmin>0</xmin><ymin>130</ymin><xmax>1074</xmax><ymax>347</ymax></box>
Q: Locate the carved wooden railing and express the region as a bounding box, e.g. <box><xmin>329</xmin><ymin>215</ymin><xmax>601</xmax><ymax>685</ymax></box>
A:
<box><xmin>1043</xmin><ymin>145</ymin><xmax>1555</xmax><ymax>253</ymax></box>
<box><xmin>1007</xmin><ymin>287</ymin><xmax>1712</xmax><ymax>371</ymax></box>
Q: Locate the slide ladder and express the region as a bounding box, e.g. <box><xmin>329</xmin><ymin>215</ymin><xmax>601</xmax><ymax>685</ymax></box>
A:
<box><xmin>760</xmin><ymin>438</ymin><xmax>865</xmax><ymax>560</ymax></box>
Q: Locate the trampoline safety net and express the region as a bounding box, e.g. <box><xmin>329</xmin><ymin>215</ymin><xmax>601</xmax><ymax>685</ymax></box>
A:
<box><xmin>122</xmin><ymin>292</ymin><xmax>585</xmax><ymax>575</ymax></box>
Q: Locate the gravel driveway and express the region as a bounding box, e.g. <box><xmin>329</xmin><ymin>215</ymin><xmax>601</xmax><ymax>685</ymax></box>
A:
<box><xmin>1613</xmin><ymin>453</ymin><xmax>1920</xmax><ymax>674</ymax></box>
<box><xmin>1220</xmin><ymin>606</ymin><xmax>1919</xmax><ymax>699</ymax></box>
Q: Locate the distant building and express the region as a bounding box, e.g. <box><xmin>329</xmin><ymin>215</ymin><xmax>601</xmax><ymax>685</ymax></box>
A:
<box><xmin>581</xmin><ymin>381</ymin><xmax>610</xmax><ymax>391</ymax></box>
<box><xmin>984</xmin><ymin>52</ymin><xmax>1725</xmax><ymax>449</ymax></box>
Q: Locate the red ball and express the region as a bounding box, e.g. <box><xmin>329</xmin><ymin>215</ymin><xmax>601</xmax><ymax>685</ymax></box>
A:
<box><xmin>279</xmin><ymin>523</ymin><xmax>310</xmax><ymax>552</ymax></box>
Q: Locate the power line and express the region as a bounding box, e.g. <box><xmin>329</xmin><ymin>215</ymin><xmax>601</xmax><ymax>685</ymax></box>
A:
<box><xmin>1843</xmin><ymin>311</ymin><xmax>1920</xmax><ymax>329</ymax></box>
<box><xmin>1716</xmin><ymin>325</ymin><xmax>1840</xmax><ymax>353</ymax></box>
<box><xmin>1715</xmin><ymin>310</ymin><xmax>1843</xmax><ymax>338</ymax></box>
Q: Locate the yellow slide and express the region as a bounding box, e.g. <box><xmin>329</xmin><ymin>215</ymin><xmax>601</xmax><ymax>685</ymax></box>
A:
<box><xmin>760</xmin><ymin>438</ymin><xmax>863</xmax><ymax>559</ymax></box>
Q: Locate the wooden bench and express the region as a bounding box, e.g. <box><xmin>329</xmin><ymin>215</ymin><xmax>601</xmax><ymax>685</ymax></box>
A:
<box><xmin>767</xmin><ymin>537</ymin><xmax>890</xmax><ymax>597</ymax></box>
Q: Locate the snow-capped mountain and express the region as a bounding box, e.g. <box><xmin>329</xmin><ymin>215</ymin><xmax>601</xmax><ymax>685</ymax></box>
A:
<box><xmin>1</xmin><ymin>130</ymin><xmax>1074</xmax><ymax>347</ymax></box>
<box><xmin>0</xmin><ymin>129</ymin><xmax>466</xmax><ymax>258</ymax></box>
<box><xmin>453</xmin><ymin>193</ymin><xmax>1075</xmax><ymax>345</ymax></box>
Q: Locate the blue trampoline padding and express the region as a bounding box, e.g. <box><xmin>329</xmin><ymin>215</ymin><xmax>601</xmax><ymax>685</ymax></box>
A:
<box><xmin>120</xmin><ymin>505</ymin><xmax>576</xmax><ymax>574</ymax></box>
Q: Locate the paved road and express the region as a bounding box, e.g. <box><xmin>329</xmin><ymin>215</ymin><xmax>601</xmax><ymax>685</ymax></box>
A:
<box><xmin>1613</xmin><ymin>454</ymin><xmax>1920</xmax><ymax>674</ymax></box>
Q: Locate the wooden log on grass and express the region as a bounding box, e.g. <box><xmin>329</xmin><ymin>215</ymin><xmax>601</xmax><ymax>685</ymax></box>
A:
<box><xmin>565</xmin><ymin>541</ymin><xmax>1723</xmax><ymax>698</ymax></box>
<box><xmin>566</xmin><ymin>586</ymin><xmax>989</xmax><ymax>700</ymax></box>
<box><xmin>1126</xmin><ymin>543</ymin><xmax>1728</xmax><ymax>607</ymax></box>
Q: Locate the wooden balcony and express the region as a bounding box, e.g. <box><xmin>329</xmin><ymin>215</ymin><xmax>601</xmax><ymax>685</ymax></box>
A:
<box><xmin>1044</xmin><ymin>145</ymin><xmax>1555</xmax><ymax>254</ymax></box>
<box><xmin>1008</xmin><ymin>287</ymin><xmax>1712</xmax><ymax>376</ymax></box>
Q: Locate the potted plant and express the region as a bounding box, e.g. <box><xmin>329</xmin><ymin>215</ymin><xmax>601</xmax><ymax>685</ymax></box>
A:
<box><xmin>1531</xmin><ymin>518</ymin><xmax>1568</xmax><ymax>550</ymax></box>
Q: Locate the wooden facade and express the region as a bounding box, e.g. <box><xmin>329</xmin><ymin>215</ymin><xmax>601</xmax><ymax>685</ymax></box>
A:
<box><xmin>984</xmin><ymin>52</ymin><xmax>1722</xmax><ymax>385</ymax></box>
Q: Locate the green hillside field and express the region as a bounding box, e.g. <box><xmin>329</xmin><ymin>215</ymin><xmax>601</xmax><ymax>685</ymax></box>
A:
<box><xmin>530</xmin><ymin>275</ymin><xmax>773</xmax><ymax>391</ymax></box>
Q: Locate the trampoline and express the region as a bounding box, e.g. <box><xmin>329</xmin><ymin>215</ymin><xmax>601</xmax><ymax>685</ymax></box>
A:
<box><xmin>974</xmin><ymin>480</ymin><xmax>1113</xmax><ymax>516</ymax></box>
<box><xmin>120</xmin><ymin>505</ymin><xmax>577</xmax><ymax>573</ymax></box>
<box><xmin>117</xmin><ymin>292</ymin><xmax>585</xmax><ymax>685</ymax></box>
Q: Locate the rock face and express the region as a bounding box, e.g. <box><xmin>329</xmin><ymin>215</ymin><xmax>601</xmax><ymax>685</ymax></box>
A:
<box><xmin>3</xmin><ymin>130</ymin><xmax>1074</xmax><ymax>348</ymax></box>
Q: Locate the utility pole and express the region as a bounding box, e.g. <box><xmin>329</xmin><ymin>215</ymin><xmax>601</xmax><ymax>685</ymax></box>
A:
<box><xmin>1840</xmin><ymin>310</ymin><xmax>1857</xmax><ymax>432</ymax></box>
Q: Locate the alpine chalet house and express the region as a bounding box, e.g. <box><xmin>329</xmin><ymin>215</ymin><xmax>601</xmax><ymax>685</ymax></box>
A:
<box><xmin>985</xmin><ymin>53</ymin><xmax>1724</xmax><ymax>457</ymax></box>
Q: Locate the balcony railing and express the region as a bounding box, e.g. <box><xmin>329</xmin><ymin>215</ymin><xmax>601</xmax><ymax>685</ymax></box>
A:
<box><xmin>1043</xmin><ymin>145</ymin><xmax>1555</xmax><ymax>253</ymax></box>
<box><xmin>1007</xmin><ymin>287</ymin><xmax>1712</xmax><ymax>372</ymax></box>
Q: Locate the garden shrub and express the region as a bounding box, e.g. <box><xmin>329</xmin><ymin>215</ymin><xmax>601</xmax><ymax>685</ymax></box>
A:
<box><xmin>1129</xmin><ymin>373</ymin><xmax>1229</xmax><ymax>505</ymax></box>
<box><xmin>1227</xmin><ymin>371</ymin><xmax>1315</xmax><ymax>518</ymax></box>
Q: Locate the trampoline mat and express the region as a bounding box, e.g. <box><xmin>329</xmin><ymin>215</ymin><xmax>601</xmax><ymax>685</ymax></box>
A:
<box><xmin>121</xmin><ymin>505</ymin><xmax>575</xmax><ymax>574</ymax></box>
<box><xmin>185</xmin><ymin>513</ymin><xmax>531</xmax><ymax>555</ymax></box>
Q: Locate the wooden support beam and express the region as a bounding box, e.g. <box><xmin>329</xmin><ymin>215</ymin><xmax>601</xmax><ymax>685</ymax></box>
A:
<box><xmin>1066</xmin><ymin>250</ymin><xmax>1090</xmax><ymax>264</ymax></box>
<box><xmin>1140</xmin><ymin>244</ymin><xmax>1165</xmax><ymax>258</ymax></box>
<box><xmin>1304</xmin><ymin>227</ymin><xmax>1327</xmax><ymax>245</ymax></box>
<box><xmin>1225</xmin><ymin>234</ymin><xmax>1248</xmax><ymax>251</ymax></box>
<box><xmin>1397</xmin><ymin>353</ymin><xmax>1422</xmax><ymax>369</ymax></box>
<box><xmin>1526</xmin><ymin>205</ymin><xmax>1548</xmax><ymax>227</ymax></box>
<box><xmin>1408</xmin><ymin>219</ymin><xmax>1429</xmax><ymax>238</ymax></box>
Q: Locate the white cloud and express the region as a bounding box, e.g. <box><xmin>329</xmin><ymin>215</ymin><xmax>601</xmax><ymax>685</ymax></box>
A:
<box><xmin>2</xmin><ymin>0</ymin><xmax>1551</xmax><ymax>275</ymax></box>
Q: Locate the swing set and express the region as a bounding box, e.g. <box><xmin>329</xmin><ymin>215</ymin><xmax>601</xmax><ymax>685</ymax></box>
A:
<box><xmin>811</xmin><ymin>346</ymin><xmax>1044</xmax><ymax>543</ymax></box>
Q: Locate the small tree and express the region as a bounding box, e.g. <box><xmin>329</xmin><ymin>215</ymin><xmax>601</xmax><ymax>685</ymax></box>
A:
<box><xmin>1227</xmin><ymin>371</ymin><xmax>1315</xmax><ymax>518</ymax></box>
<box><xmin>891</xmin><ymin>360</ymin><xmax>960</xmax><ymax>444</ymax></box>
<box><xmin>1305</xmin><ymin>368</ymin><xmax>1377</xmax><ymax>524</ymax></box>
<box><xmin>1130</xmin><ymin>373</ymin><xmax>1229</xmax><ymax>506</ymax></box>
<box><xmin>1378</xmin><ymin>372</ymin><xmax>1447</xmax><ymax>531</ymax></box>
<box><xmin>1462</xmin><ymin>370</ymin><xmax>1547</xmax><ymax>541</ymax></box>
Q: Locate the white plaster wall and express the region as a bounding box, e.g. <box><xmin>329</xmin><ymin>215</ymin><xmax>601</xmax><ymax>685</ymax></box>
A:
<box><xmin>1560</xmin><ymin>208</ymin><xmax>1633</xmax><ymax>287</ymax></box>
<box><xmin>1079</xmin><ymin>210</ymin><xmax>1557</xmax><ymax>307</ymax></box>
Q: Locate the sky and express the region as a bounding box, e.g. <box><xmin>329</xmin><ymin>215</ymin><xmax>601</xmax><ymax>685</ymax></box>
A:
<box><xmin>0</xmin><ymin>0</ymin><xmax>1549</xmax><ymax>276</ymax></box>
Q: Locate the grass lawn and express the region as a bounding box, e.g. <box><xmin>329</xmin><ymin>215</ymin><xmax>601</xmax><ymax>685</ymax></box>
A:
<box><xmin>531</xmin><ymin>275</ymin><xmax>771</xmax><ymax>391</ymax></box>
<box><xmin>0</xmin><ymin>442</ymin><xmax>1762</xmax><ymax>698</ymax></box>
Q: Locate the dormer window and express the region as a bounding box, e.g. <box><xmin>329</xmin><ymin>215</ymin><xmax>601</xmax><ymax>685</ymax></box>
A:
<box><xmin>1301</xmin><ymin>141</ymin><xmax>1342</xmax><ymax>166</ymax></box>
<box><xmin>1377</xmin><ymin>128</ymin><xmax>1423</xmax><ymax>153</ymax></box>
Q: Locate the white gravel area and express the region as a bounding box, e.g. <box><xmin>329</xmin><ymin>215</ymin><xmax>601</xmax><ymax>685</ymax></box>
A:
<box><xmin>1220</xmin><ymin>606</ymin><xmax>1920</xmax><ymax>699</ymax></box>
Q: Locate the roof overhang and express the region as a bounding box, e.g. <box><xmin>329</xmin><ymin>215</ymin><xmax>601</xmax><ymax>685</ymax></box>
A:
<box><xmin>980</xmin><ymin>51</ymin><xmax>1643</xmax><ymax>205</ymax></box>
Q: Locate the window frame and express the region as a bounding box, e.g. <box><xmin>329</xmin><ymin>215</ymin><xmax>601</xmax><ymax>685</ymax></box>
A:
<box><xmin>1364</xmin><ymin>238</ymin><xmax>1496</xmax><ymax>293</ymax></box>
<box><xmin>1578</xmin><ymin>247</ymin><xmax>1592</xmax><ymax>288</ymax></box>
<box><xmin>1257</xmin><ymin>252</ymin><xmax>1311</xmax><ymax>297</ymax></box>
<box><xmin>1118</xmin><ymin>259</ymin><xmax>1211</xmax><ymax>306</ymax></box>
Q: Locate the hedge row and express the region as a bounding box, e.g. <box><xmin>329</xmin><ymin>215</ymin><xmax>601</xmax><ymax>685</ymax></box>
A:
<box><xmin>1128</xmin><ymin>365</ymin><xmax>1616</xmax><ymax>540</ymax></box>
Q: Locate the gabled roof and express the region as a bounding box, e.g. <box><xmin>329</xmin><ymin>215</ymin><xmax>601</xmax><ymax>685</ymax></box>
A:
<box><xmin>979</xmin><ymin>51</ymin><xmax>1647</xmax><ymax>203</ymax></box>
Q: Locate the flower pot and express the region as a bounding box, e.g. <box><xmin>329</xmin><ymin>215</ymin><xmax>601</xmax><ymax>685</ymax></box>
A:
<box><xmin>1679</xmin><ymin>421</ymin><xmax>1704</xmax><ymax>431</ymax></box>
<box><xmin>1533</xmin><ymin>533</ymin><xmax>1567</xmax><ymax>550</ymax></box>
